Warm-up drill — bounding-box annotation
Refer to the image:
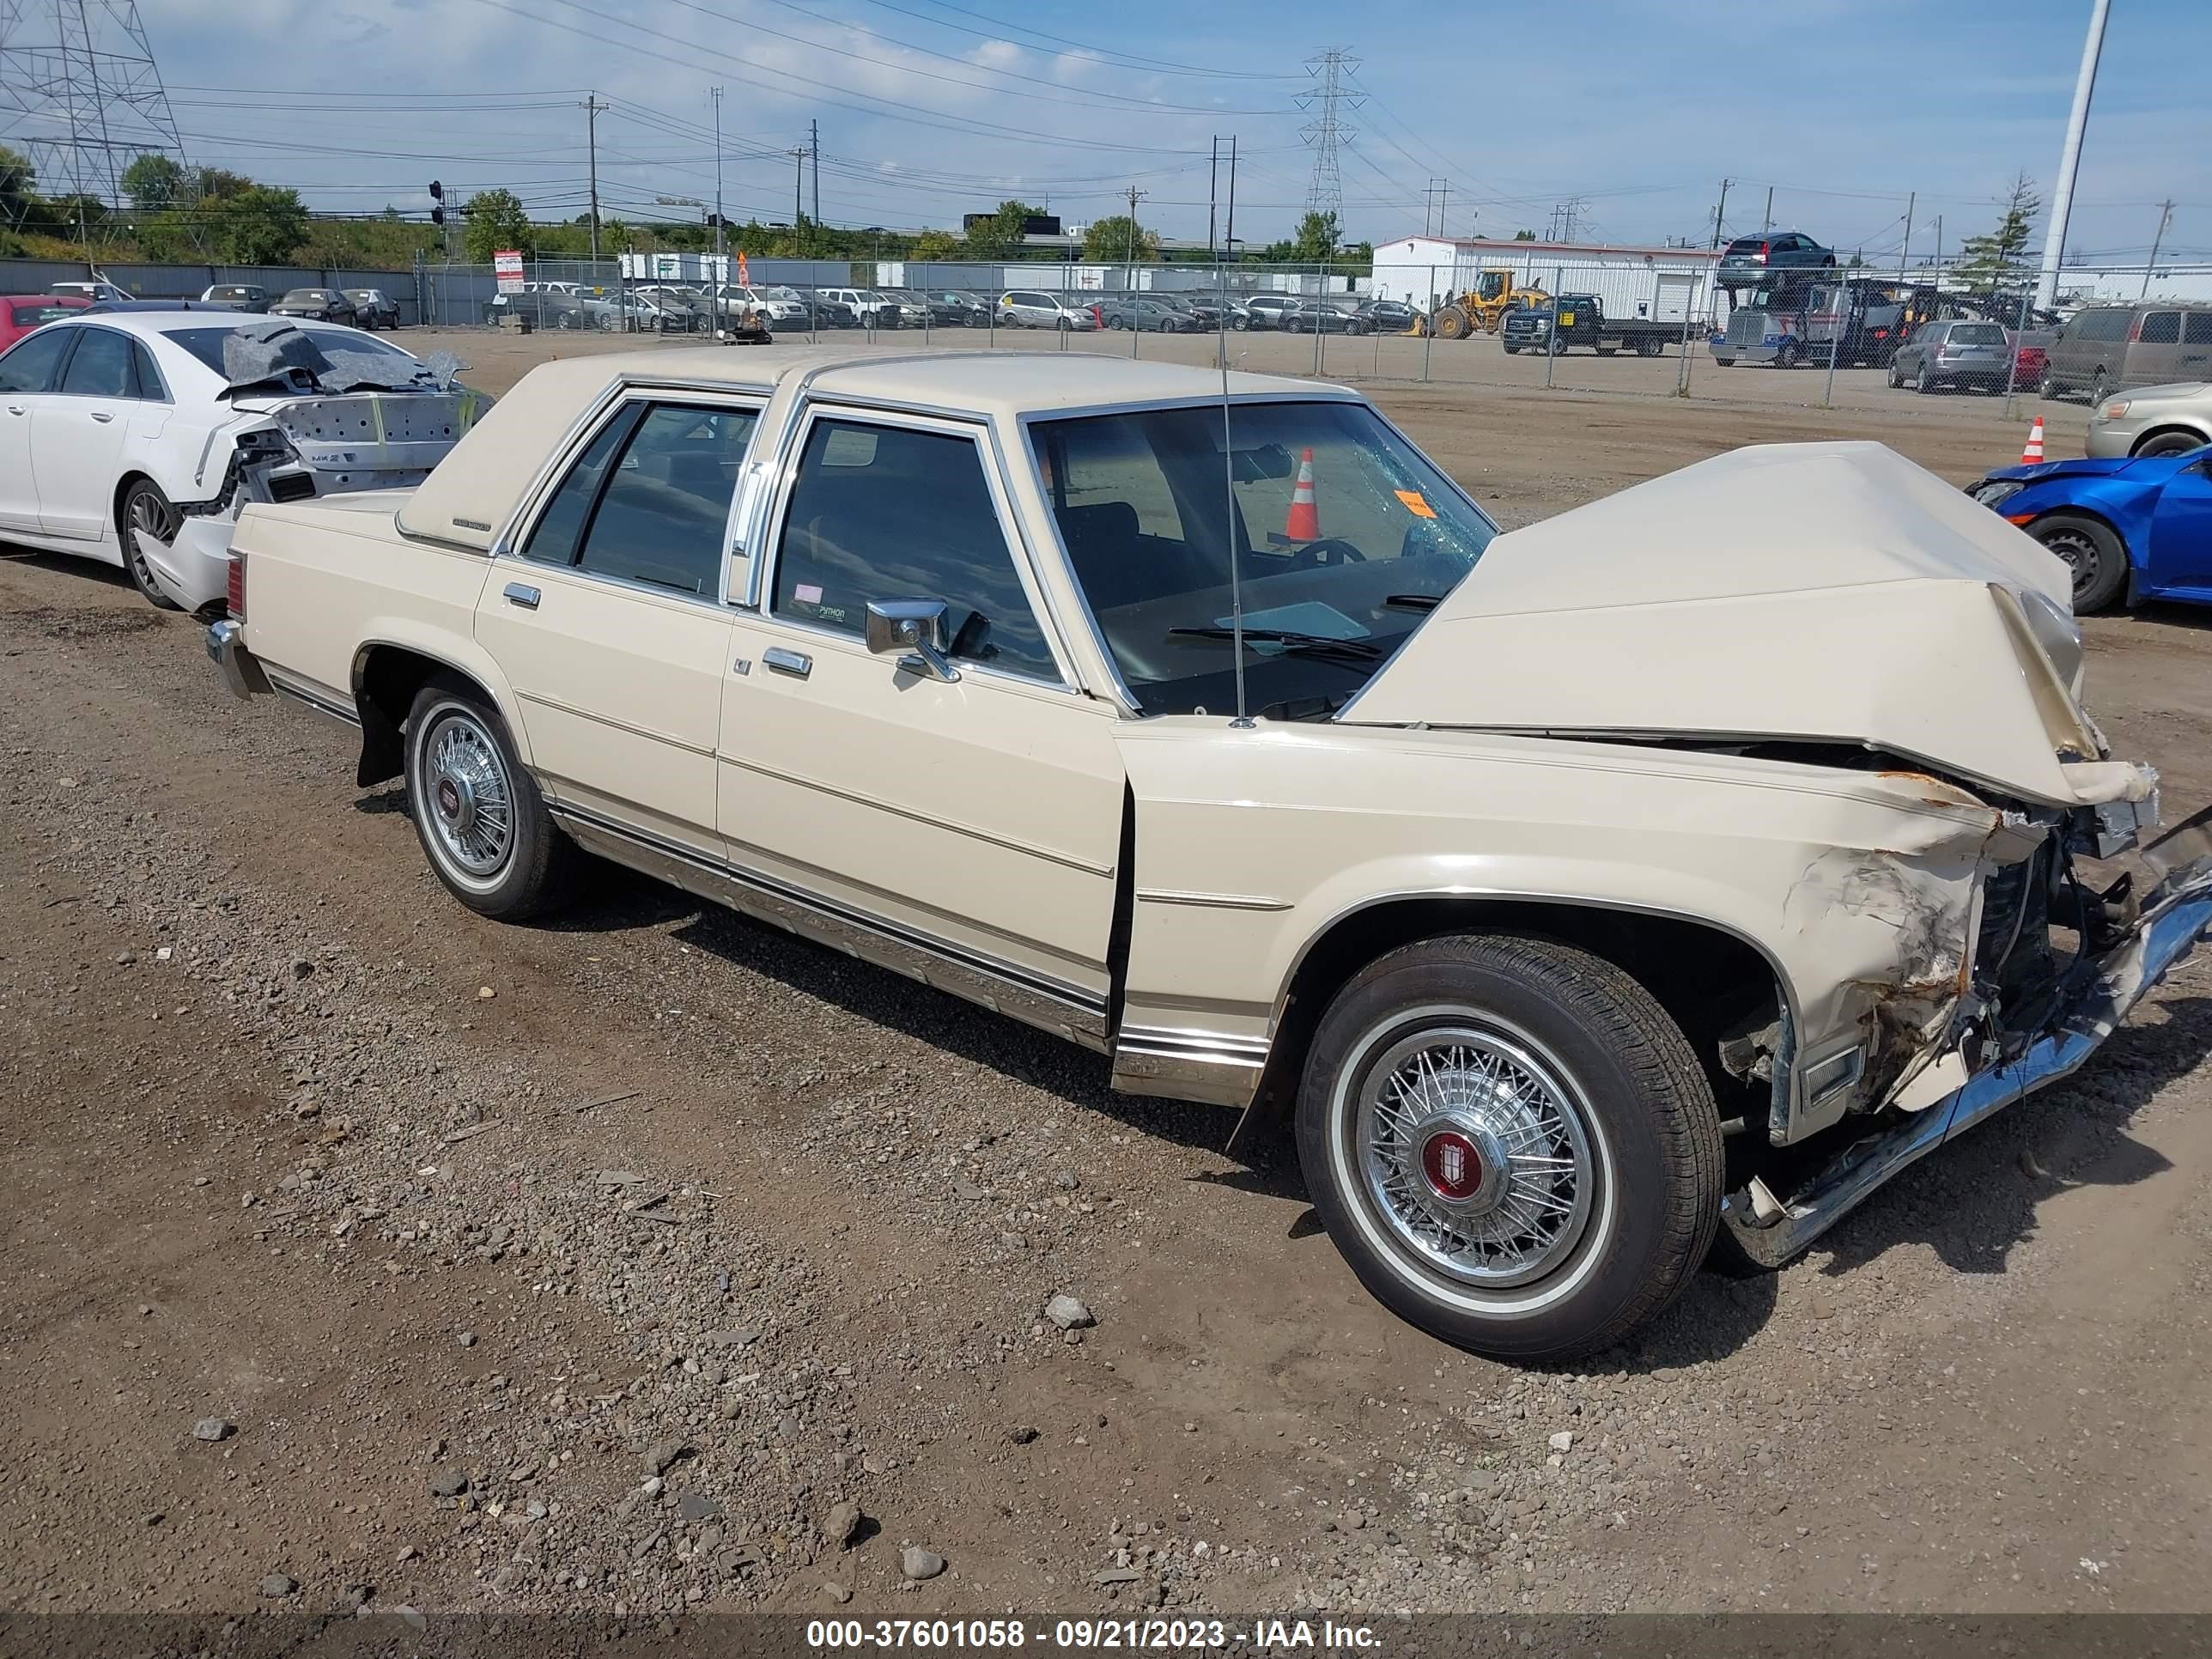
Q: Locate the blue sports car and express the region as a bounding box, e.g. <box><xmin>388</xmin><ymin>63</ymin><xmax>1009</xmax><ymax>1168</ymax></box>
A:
<box><xmin>1968</xmin><ymin>443</ymin><xmax>2212</xmax><ymax>613</ymax></box>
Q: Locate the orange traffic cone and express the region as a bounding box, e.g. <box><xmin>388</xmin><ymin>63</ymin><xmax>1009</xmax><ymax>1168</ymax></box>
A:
<box><xmin>2021</xmin><ymin>416</ymin><xmax>2046</xmax><ymax>465</ymax></box>
<box><xmin>1284</xmin><ymin>447</ymin><xmax>1321</xmax><ymax>542</ymax></box>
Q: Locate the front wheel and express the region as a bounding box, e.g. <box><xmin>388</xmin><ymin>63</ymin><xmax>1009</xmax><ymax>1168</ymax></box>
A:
<box><xmin>119</xmin><ymin>477</ymin><xmax>185</xmax><ymax>611</ymax></box>
<box><xmin>2136</xmin><ymin>431</ymin><xmax>2208</xmax><ymax>459</ymax></box>
<box><xmin>2031</xmin><ymin>512</ymin><xmax>2130</xmax><ymax>614</ymax></box>
<box><xmin>404</xmin><ymin>680</ymin><xmax>574</xmax><ymax>921</ymax></box>
<box><xmin>1296</xmin><ymin>934</ymin><xmax>1723</xmax><ymax>1362</ymax></box>
<box><xmin>1775</xmin><ymin>341</ymin><xmax>1802</xmax><ymax>370</ymax></box>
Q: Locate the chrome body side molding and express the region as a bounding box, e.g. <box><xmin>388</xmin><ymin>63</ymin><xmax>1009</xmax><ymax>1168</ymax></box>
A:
<box><xmin>1110</xmin><ymin>1024</ymin><xmax>1271</xmax><ymax>1109</ymax></box>
<box><xmin>545</xmin><ymin>799</ymin><xmax>1113</xmax><ymax>1054</ymax></box>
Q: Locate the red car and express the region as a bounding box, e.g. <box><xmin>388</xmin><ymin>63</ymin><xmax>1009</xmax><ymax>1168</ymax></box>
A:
<box><xmin>2009</xmin><ymin>328</ymin><xmax>2056</xmax><ymax>387</ymax></box>
<box><xmin>0</xmin><ymin>292</ymin><xmax>90</xmax><ymax>350</ymax></box>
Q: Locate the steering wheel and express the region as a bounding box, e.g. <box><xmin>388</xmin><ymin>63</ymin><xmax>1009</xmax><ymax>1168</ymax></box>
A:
<box><xmin>1285</xmin><ymin>537</ymin><xmax>1367</xmax><ymax>572</ymax></box>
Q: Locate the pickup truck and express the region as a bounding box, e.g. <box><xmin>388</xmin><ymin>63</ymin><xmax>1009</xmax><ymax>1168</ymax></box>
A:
<box><xmin>206</xmin><ymin>345</ymin><xmax>2212</xmax><ymax>1361</ymax></box>
<box><xmin>1500</xmin><ymin>294</ymin><xmax>1680</xmax><ymax>357</ymax></box>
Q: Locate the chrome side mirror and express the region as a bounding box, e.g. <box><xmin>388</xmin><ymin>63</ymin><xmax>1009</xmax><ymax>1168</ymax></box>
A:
<box><xmin>866</xmin><ymin>599</ymin><xmax>959</xmax><ymax>683</ymax></box>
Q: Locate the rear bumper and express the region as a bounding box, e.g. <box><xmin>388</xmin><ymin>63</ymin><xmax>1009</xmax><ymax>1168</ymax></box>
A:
<box><xmin>205</xmin><ymin>618</ymin><xmax>270</xmax><ymax>700</ymax></box>
<box><xmin>143</xmin><ymin>516</ymin><xmax>235</xmax><ymax>614</ymax></box>
<box><xmin>1723</xmin><ymin>840</ymin><xmax>2212</xmax><ymax>1267</ymax></box>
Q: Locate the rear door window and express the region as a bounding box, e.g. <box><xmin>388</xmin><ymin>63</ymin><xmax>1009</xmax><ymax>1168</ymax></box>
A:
<box><xmin>2138</xmin><ymin>312</ymin><xmax>2182</xmax><ymax>344</ymax></box>
<box><xmin>58</xmin><ymin>326</ymin><xmax>137</xmax><ymax>397</ymax></box>
<box><xmin>574</xmin><ymin>404</ymin><xmax>757</xmax><ymax>596</ymax></box>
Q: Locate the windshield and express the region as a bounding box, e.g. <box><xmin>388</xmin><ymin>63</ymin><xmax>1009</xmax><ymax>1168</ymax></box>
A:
<box><xmin>1031</xmin><ymin>400</ymin><xmax>1495</xmax><ymax>720</ymax></box>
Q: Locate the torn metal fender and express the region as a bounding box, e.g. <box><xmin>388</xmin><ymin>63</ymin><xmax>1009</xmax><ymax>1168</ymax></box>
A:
<box><xmin>1723</xmin><ymin>851</ymin><xmax>2212</xmax><ymax>1268</ymax></box>
<box><xmin>1778</xmin><ymin>777</ymin><xmax>2047</xmax><ymax>1141</ymax></box>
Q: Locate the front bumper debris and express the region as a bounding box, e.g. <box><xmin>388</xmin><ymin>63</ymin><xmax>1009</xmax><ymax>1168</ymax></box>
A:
<box><xmin>1723</xmin><ymin>826</ymin><xmax>2212</xmax><ymax>1267</ymax></box>
<box><xmin>206</xmin><ymin>619</ymin><xmax>270</xmax><ymax>701</ymax></box>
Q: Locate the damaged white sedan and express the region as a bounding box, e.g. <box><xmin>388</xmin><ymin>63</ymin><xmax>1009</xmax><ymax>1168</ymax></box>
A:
<box><xmin>0</xmin><ymin>311</ymin><xmax>484</xmax><ymax>612</ymax></box>
<box><xmin>206</xmin><ymin>349</ymin><xmax>2212</xmax><ymax>1360</ymax></box>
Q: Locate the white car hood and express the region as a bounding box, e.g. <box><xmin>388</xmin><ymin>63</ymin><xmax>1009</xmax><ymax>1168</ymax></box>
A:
<box><xmin>1342</xmin><ymin>442</ymin><xmax>2111</xmax><ymax>806</ymax></box>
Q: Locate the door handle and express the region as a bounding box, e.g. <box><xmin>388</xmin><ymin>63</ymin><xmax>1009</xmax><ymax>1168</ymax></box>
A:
<box><xmin>89</xmin><ymin>410</ymin><xmax>113</xmax><ymax>423</ymax></box>
<box><xmin>763</xmin><ymin>646</ymin><xmax>811</xmax><ymax>679</ymax></box>
<box><xmin>502</xmin><ymin>582</ymin><xmax>541</xmax><ymax>610</ymax></box>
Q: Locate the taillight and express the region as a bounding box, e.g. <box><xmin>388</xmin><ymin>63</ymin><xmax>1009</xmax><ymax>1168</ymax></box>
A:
<box><xmin>227</xmin><ymin>551</ymin><xmax>245</xmax><ymax>621</ymax></box>
<box><xmin>2127</xmin><ymin>317</ymin><xmax>2143</xmax><ymax>343</ymax></box>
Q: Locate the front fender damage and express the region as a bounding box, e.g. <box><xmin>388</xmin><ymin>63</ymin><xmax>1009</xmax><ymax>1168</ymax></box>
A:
<box><xmin>1777</xmin><ymin>775</ymin><xmax>2050</xmax><ymax>1143</ymax></box>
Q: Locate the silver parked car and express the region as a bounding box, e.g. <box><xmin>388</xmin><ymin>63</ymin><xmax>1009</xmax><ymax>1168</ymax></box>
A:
<box><xmin>1887</xmin><ymin>319</ymin><xmax>2013</xmax><ymax>393</ymax></box>
<box><xmin>997</xmin><ymin>289</ymin><xmax>1099</xmax><ymax>330</ymax></box>
<box><xmin>2086</xmin><ymin>380</ymin><xmax>2212</xmax><ymax>459</ymax></box>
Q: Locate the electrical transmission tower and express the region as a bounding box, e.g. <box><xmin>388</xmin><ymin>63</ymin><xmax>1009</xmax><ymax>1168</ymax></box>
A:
<box><xmin>0</xmin><ymin>0</ymin><xmax>188</xmax><ymax>220</ymax></box>
<box><xmin>1297</xmin><ymin>48</ymin><xmax>1361</xmax><ymax>228</ymax></box>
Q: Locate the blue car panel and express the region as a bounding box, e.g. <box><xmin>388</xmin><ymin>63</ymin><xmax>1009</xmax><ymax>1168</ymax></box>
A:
<box><xmin>1971</xmin><ymin>445</ymin><xmax>2212</xmax><ymax>609</ymax></box>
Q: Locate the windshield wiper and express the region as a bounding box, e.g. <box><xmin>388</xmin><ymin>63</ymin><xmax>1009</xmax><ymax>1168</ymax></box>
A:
<box><xmin>1382</xmin><ymin>592</ymin><xmax>1443</xmax><ymax>612</ymax></box>
<box><xmin>1167</xmin><ymin>625</ymin><xmax>1385</xmax><ymax>661</ymax></box>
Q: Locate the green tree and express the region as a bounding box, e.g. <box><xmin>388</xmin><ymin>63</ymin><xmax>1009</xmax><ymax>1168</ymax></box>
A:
<box><xmin>1</xmin><ymin>144</ymin><xmax>39</xmax><ymax>227</ymax></box>
<box><xmin>1512</xmin><ymin>228</ymin><xmax>1536</xmax><ymax>241</ymax></box>
<box><xmin>1956</xmin><ymin>172</ymin><xmax>2041</xmax><ymax>292</ymax></box>
<box><xmin>120</xmin><ymin>153</ymin><xmax>185</xmax><ymax>212</ymax></box>
<box><xmin>462</xmin><ymin>187</ymin><xmax>532</xmax><ymax>262</ymax></box>
<box><xmin>1083</xmin><ymin>213</ymin><xmax>1158</xmax><ymax>264</ymax></box>
<box><xmin>193</xmin><ymin>166</ymin><xmax>256</xmax><ymax>201</ymax></box>
<box><xmin>1261</xmin><ymin>210</ymin><xmax>1342</xmax><ymax>265</ymax></box>
<box><xmin>963</xmin><ymin>198</ymin><xmax>1043</xmax><ymax>262</ymax></box>
<box><xmin>910</xmin><ymin>228</ymin><xmax>960</xmax><ymax>261</ymax></box>
<box><xmin>205</xmin><ymin>185</ymin><xmax>308</xmax><ymax>264</ymax></box>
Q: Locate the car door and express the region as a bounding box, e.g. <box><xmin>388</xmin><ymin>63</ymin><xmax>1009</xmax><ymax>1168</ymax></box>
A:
<box><xmin>475</xmin><ymin>395</ymin><xmax>757</xmax><ymax>860</ymax></box>
<box><xmin>0</xmin><ymin>325</ymin><xmax>77</xmax><ymax>537</ymax></box>
<box><xmin>2146</xmin><ymin>453</ymin><xmax>2212</xmax><ymax>599</ymax></box>
<box><xmin>33</xmin><ymin>324</ymin><xmax>153</xmax><ymax>543</ymax></box>
<box><xmin>2130</xmin><ymin>310</ymin><xmax>2182</xmax><ymax>388</ymax></box>
<box><xmin>2178</xmin><ymin>312</ymin><xmax>2212</xmax><ymax>382</ymax></box>
<box><xmin>720</xmin><ymin>406</ymin><xmax>1125</xmax><ymax>1043</ymax></box>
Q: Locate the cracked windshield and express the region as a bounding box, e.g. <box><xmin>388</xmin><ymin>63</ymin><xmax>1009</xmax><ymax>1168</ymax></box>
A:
<box><xmin>1031</xmin><ymin>401</ymin><xmax>1496</xmax><ymax>719</ymax></box>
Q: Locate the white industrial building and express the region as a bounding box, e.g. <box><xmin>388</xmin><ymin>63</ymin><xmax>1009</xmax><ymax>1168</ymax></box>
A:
<box><xmin>1370</xmin><ymin>235</ymin><xmax>1727</xmax><ymax>325</ymax></box>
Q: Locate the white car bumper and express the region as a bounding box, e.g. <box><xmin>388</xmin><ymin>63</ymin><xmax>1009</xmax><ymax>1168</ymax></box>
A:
<box><xmin>142</xmin><ymin>514</ymin><xmax>234</xmax><ymax>614</ymax></box>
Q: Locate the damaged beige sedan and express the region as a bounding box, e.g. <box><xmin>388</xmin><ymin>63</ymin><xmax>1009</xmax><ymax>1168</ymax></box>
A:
<box><xmin>209</xmin><ymin>349</ymin><xmax>2212</xmax><ymax>1360</ymax></box>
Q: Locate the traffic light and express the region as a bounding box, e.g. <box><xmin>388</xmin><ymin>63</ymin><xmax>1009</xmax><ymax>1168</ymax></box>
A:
<box><xmin>429</xmin><ymin>179</ymin><xmax>445</xmax><ymax>227</ymax></box>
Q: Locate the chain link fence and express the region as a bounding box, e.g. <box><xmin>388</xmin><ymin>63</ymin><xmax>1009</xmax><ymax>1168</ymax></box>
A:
<box><xmin>410</xmin><ymin>252</ymin><xmax>2196</xmax><ymax>419</ymax></box>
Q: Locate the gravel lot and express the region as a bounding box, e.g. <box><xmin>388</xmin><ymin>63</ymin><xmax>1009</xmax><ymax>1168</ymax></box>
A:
<box><xmin>3</xmin><ymin>333</ymin><xmax>2209</xmax><ymax>1622</ymax></box>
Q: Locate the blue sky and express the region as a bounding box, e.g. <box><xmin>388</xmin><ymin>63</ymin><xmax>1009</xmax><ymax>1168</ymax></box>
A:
<box><xmin>104</xmin><ymin>0</ymin><xmax>2212</xmax><ymax>259</ymax></box>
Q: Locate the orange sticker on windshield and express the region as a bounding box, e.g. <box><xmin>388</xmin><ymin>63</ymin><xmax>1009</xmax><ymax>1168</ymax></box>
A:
<box><xmin>1395</xmin><ymin>489</ymin><xmax>1437</xmax><ymax>520</ymax></box>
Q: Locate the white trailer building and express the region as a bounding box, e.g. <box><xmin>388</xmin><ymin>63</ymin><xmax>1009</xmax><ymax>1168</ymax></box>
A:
<box><xmin>1370</xmin><ymin>235</ymin><xmax>1727</xmax><ymax>326</ymax></box>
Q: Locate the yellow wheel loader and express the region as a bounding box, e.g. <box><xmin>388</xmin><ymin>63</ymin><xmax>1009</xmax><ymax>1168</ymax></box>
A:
<box><xmin>1427</xmin><ymin>270</ymin><xmax>1548</xmax><ymax>337</ymax></box>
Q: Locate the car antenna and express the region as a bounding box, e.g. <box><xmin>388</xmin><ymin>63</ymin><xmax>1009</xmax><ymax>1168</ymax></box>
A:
<box><xmin>1220</xmin><ymin>252</ymin><xmax>1251</xmax><ymax>730</ymax></box>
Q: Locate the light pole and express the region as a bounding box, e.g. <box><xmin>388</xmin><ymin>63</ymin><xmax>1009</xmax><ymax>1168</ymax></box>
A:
<box><xmin>712</xmin><ymin>86</ymin><xmax>726</xmax><ymax>331</ymax></box>
<box><xmin>2035</xmin><ymin>0</ymin><xmax>2112</xmax><ymax>313</ymax></box>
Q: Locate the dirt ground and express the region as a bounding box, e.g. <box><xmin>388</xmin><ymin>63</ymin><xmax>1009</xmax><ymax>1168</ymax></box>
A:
<box><xmin>3</xmin><ymin>333</ymin><xmax>2209</xmax><ymax>1626</ymax></box>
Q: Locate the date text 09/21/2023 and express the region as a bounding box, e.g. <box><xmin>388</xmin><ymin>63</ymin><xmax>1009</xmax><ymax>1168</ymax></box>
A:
<box><xmin>806</xmin><ymin>1618</ymin><xmax>1382</xmax><ymax>1650</ymax></box>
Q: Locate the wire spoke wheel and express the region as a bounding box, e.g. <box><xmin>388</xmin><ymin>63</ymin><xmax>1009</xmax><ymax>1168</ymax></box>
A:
<box><xmin>1350</xmin><ymin>1020</ymin><xmax>1598</xmax><ymax>1291</ymax></box>
<box><xmin>422</xmin><ymin>711</ymin><xmax>514</xmax><ymax>880</ymax></box>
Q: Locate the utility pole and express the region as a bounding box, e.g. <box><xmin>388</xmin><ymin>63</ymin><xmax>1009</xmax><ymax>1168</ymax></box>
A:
<box><xmin>2036</xmin><ymin>0</ymin><xmax>2112</xmax><ymax>312</ymax></box>
<box><xmin>711</xmin><ymin>86</ymin><xmax>725</xmax><ymax>329</ymax></box>
<box><xmin>791</xmin><ymin>145</ymin><xmax>807</xmax><ymax>245</ymax></box>
<box><xmin>1710</xmin><ymin>178</ymin><xmax>1730</xmax><ymax>249</ymax></box>
<box><xmin>582</xmin><ymin>92</ymin><xmax>608</xmax><ymax>260</ymax></box>
<box><xmin>1932</xmin><ymin>214</ymin><xmax>1943</xmax><ymax>280</ymax></box>
<box><xmin>1224</xmin><ymin>135</ymin><xmax>1237</xmax><ymax>262</ymax></box>
<box><xmin>1900</xmin><ymin>190</ymin><xmax>1915</xmax><ymax>274</ymax></box>
<box><xmin>1438</xmin><ymin>180</ymin><xmax>1449</xmax><ymax>240</ymax></box>
<box><xmin>1125</xmin><ymin>185</ymin><xmax>1147</xmax><ymax>273</ymax></box>
<box><xmin>1761</xmin><ymin>185</ymin><xmax>1773</xmax><ymax>232</ymax></box>
<box><xmin>2141</xmin><ymin>199</ymin><xmax>2174</xmax><ymax>298</ymax></box>
<box><xmin>1207</xmin><ymin>137</ymin><xmax>1219</xmax><ymax>257</ymax></box>
<box><xmin>810</xmin><ymin>118</ymin><xmax>820</xmax><ymax>235</ymax></box>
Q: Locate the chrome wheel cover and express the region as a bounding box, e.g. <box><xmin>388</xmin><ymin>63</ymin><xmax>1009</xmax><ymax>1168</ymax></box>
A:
<box><xmin>422</xmin><ymin>710</ymin><xmax>513</xmax><ymax>880</ymax></box>
<box><xmin>125</xmin><ymin>489</ymin><xmax>170</xmax><ymax>581</ymax></box>
<box><xmin>1350</xmin><ymin>1020</ymin><xmax>1598</xmax><ymax>1291</ymax></box>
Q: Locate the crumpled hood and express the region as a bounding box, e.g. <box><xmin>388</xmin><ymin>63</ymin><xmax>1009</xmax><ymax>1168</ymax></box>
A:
<box><xmin>1341</xmin><ymin>442</ymin><xmax>2113</xmax><ymax>807</ymax></box>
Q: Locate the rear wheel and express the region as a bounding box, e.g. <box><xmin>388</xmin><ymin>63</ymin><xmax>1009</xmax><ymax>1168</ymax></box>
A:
<box><xmin>1914</xmin><ymin>362</ymin><xmax>1936</xmax><ymax>394</ymax></box>
<box><xmin>119</xmin><ymin>477</ymin><xmax>184</xmax><ymax>611</ymax></box>
<box><xmin>404</xmin><ymin>680</ymin><xmax>574</xmax><ymax>921</ymax></box>
<box><xmin>1296</xmin><ymin>934</ymin><xmax>1724</xmax><ymax>1363</ymax></box>
<box><xmin>2089</xmin><ymin>372</ymin><xmax>2110</xmax><ymax>410</ymax></box>
<box><xmin>2031</xmin><ymin>512</ymin><xmax>2130</xmax><ymax>614</ymax></box>
<box><xmin>1776</xmin><ymin>341</ymin><xmax>1802</xmax><ymax>370</ymax></box>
